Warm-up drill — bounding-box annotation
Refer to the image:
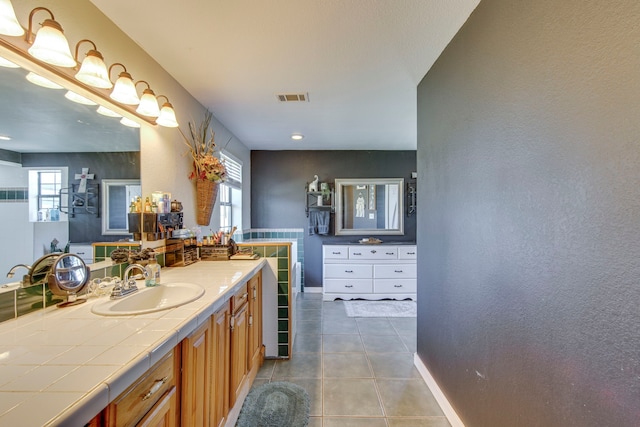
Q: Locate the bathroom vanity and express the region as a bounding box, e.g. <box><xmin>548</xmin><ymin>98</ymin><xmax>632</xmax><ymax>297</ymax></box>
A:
<box><xmin>323</xmin><ymin>243</ymin><xmax>417</xmax><ymax>301</ymax></box>
<box><xmin>0</xmin><ymin>259</ymin><xmax>269</xmax><ymax>426</ymax></box>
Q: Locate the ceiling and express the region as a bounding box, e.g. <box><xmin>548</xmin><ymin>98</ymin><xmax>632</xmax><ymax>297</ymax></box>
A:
<box><xmin>89</xmin><ymin>0</ymin><xmax>480</xmax><ymax>151</ymax></box>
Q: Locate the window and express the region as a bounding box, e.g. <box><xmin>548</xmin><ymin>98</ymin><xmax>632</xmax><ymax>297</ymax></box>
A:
<box><xmin>27</xmin><ymin>168</ymin><xmax>68</xmax><ymax>222</ymax></box>
<box><xmin>219</xmin><ymin>152</ymin><xmax>242</xmax><ymax>232</ymax></box>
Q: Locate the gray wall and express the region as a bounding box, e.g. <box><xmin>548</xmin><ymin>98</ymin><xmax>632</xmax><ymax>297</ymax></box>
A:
<box><xmin>251</xmin><ymin>150</ymin><xmax>416</xmax><ymax>287</ymax></box>
<box><xmin>416</xmin><ymin>0</ymin><xmax>640</xmax><ymax>426</ymax></box>
<box><xmin>22</xmin><ymin>152</ymin><xmax>140</xmax><ymax>243</ymax></box>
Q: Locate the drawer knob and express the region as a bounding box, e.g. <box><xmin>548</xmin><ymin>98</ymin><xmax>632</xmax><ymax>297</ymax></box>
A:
<box><xmin>142</xmin><ymin>376</ymin><xmax>168</xmax><ymax>401</ymax></box>
<box><xmin>370</xmin><ymin>250</ymin><xmax>377</xmax><ymax>254</ymax></box>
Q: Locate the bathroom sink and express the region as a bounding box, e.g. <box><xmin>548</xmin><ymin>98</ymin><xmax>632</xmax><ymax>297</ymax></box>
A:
<box><xmin>91</xmin><ymin>282</ymin><xmax>205</xmax><ymax>316</ymax></box>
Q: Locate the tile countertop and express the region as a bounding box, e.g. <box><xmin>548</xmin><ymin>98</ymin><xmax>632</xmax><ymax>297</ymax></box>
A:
<box><xmin>0</xmin><ymin>259</ymin><xmax>266</xmax><ymax>427</ymax></box>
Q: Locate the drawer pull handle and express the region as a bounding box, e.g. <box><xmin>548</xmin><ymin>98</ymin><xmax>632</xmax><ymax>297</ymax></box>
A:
<box><xmin>353</xmin><ymin>252</ymin><xmax>362</xmax><ymax>256</ymax></box>
<box><xmin>345</xmin><ymin>285</ymin><xmax>354</xmax><ymax>288</ymax></box>
<box><xmin>370</xmin><ymin>250</ymin><xmax>377</xmax><ymax>254</ymax></box>
<box><xmin>407</xmin><ymin>252</ymin><xmax>416</xmax><ymax>255</ymax></box>
<box><xmin>345</xmin><ymin>270</ymin><xmax>354</xmax><ymax>273</ymax></box>
<box><xmin>332</xmin><ymin>251</ymin><xmax>341</xmax><ymax>255</ymax></box>
<box><xmin>394</xmin><ymin>284</ymin><xmax>403</xmax><ymax>288</ymax></box>
<box><xmin>394</xmin><ymin>270</ymin><xmax>403</xmax><ymax>273</ymax></box>
<box><xmin>142</xmin><ymin>377</ymin><xmax>168</xmax><ymax>401</ymax></box>
<box><xmin>386</xmin><ymin>252</ymin><xmax>394</xmax><ymax>255</ymax></box>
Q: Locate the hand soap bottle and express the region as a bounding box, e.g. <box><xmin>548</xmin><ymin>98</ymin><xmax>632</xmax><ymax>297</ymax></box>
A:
<box><xmin>145</xmin><ymin>258</ymin><xmax>161</xmax><ymax>287</ymax></box>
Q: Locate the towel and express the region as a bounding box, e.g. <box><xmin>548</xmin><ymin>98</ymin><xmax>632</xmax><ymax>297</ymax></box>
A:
<box><xmin>308</xmin><ymin>210</ymin><xmax>330</xmax><ymax>235</ymax></box>
<box><xmin>316</xmin><ymin>210</ymin><xmax>330</xmax><ymax>235</ymax></box>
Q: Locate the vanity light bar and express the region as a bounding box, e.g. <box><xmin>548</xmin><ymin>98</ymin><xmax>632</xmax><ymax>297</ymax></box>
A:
<box><xmin>0</xmin><ymin>1</ymin><xmax>179</xmax><ymax>128</ymax></box>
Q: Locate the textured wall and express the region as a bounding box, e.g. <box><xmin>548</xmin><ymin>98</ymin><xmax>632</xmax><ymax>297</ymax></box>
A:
<box><xmin>416</xmin><ymin>0</ymin><xmax>640</xmax><ymax>426</ymax></box>
<box><xmin>251</xmin><ymin>150</ymin><xmax>416</xmax><ymax>287</ymax></box>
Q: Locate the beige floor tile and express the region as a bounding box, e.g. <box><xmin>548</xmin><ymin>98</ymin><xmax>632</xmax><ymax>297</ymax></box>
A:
<box><xmin>361</xmin><ymin>334</ymin><xmax>409</xmax><ymax>353</ymax></box>
<box><xmin>273</xmin><ymin>353</ymin><xmax>322</xmax><ymax>379</ymax></box>
<box><xmin>323</xmin><ymin>334</ymin><xmax>364</xmax><ymax>353</ymax></box>
<box><xmin>387</xmin><ymin>417</ymin><xmax>451</xmax><ymax>427</ymax></box>
<box><xmin>356</xmin><ymin>318</ymin><xmax>397</xmax><ymax>335</ymax></box>
<box><xmin>323</xmin><ymin>417</ymin><xmax>388</xmax><ymax>427</ymax></box>
<box><xmin>323</xmin><ymin>353</ymin><xmax>372</xmax><ymax>378</ymax></box>
<box><xmin>307</xmin><ymin>416</ymin><xmax>323</xmax><ymax>427</ymax></box>
<box><xmin>376</xmin><ymin>379</ymin><xmax>445</xmax><ymax>417</ymax></box>
<box><xmin>294</xmin><ymin>334</ymin><xmax>323</xmax><ymax>353</ymax></box>
<box><xmin>367</xmin><ymin>353</ymin><xmax>421</xmax><ymax>379</ymax></box>
<box><xmin>323</xmin><ymin>379</ymin><xmax>383</xmax><ymax>417</ymax></box>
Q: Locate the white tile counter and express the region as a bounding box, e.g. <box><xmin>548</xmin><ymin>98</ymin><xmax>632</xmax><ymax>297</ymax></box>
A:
<box><xmin>0</xmin><ymin>259</ymin><xmax>265</xmax><ymax>426</ymax></box>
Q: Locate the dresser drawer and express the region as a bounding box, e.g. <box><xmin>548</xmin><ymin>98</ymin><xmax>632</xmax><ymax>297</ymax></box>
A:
<box><xmin>374</xmin><ymin>279</ymin><xmax>417</xmax><ymax>293</ymax></box>
<box><xmin>398</xmin><ymin>246</ymin><xmax>417</xmax><ymax>259</ymax></box>
<box><xmin>109</xmin><ymin>349</ymin><xmax>175</xmax><ymax>427</ymax></box>
<box><xmin>231</xmin><ymin>283</ymin><xmax>249</xmax><ymax>313</ymax></box>
<box><xmin>323</xmin><ymin>245</ymin><xmax>349</xmax><ymax>259</ymax></box>
<box><xmin>374</xmin><ymin>264</ymin><xmax>417</xmax><ymax>279</ymax></box>
<box><xmin>324</xmin><ymin>279</ymin><xmax>373</xmax><ymax>293</ymax></box>
<box><xmin>324</xmin><ymin>264</ymin><xmax>372</xmax><ymax>279</ymax></box>
<box><xmin>349</xmin><ymin>246</ymin><xmax>398</xmax><ymax>260</ymax></box>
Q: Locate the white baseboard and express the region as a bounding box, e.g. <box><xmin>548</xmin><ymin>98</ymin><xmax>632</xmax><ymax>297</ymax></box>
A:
<box><xmin>414</xmin><ymin>353</ymin><xmax>465</xmax><ymax>427</ymax></box>
<box><xmin>303</xmin><ymin>287</ymin><xmax>322</xmax><ymax>293</ymax></box>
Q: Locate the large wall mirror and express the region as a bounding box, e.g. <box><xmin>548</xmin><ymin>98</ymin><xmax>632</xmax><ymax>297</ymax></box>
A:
<box><xmin>0</xmin><ymin>45</ymin><xmax>140</xmax><ymax>283</ymax></box>
<box><xmin>335</xmin><ymin>178</ymin><xmax>404</xmax><ymax>236</ymax></box>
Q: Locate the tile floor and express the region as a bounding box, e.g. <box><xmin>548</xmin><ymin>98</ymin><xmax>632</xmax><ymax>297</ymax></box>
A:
<box><xmin>253</xmin><ymin>293</ymin><xmax>451</xmax><ymax>427</ymax></box>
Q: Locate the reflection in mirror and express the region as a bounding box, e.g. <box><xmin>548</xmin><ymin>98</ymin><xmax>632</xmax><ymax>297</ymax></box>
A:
<box><xmin>335</xmin><ymin>178</ymin><xmax>404</xmax><ymax>236</ymax></box>
<box><xmin>0</xmin><ymin>49</ymin><xmax>140</xmax><ymax>285</ymax></box>
<box><xmin>102</xmin><ymin>179</ymin><xmax>141</xmax><ymax>235</ymax></box>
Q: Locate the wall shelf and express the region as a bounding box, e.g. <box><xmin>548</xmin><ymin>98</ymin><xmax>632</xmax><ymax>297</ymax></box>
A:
<box><xmin>305</xmin><ymin>189</ymin><xmax>334</xmax><ymax>217</ymax></box>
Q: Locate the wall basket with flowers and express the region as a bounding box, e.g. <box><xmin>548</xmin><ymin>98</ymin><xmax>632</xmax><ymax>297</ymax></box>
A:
<box><xmin>179</xmin><ymin>110</ymin><xmax>227</xmax><ymax>226</ymax></box>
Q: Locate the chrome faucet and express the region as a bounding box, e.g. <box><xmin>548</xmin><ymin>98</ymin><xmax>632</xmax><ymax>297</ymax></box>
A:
<box><xmin>6</xmin><ymin>264</ymin><xmax>30</xmax><ymax>279</ymax></box>
<box><xmin>110</xmin><ymin>264</ymin><xmax>148</xmax><ymax>299</ymax></box>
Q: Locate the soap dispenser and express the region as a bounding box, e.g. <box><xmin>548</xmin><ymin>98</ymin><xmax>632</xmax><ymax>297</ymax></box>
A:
<box><xmin>145</xmin><ymin>258</ymin><xmax>161</xmax><ymax>287</ymax></box>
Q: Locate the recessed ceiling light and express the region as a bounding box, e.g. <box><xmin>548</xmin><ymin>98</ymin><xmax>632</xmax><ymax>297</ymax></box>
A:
<box><xmin>291</xmin><ymin>134</ymin><xmax>304</xmax><ymax>141</ymax></box>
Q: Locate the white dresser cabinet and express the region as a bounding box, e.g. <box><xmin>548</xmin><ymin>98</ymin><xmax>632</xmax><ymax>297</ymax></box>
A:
<box><xmin>322</xmin><ymin>244</ymin><xmax>417</xmax><ymax>301</ymax></box>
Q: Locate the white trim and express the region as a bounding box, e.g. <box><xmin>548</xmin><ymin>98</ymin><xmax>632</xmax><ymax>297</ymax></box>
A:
<box><xmin>303</xmin><ymin>287</ymin><xmax>322</xmax><ymax>293</ymax></box>
<box><xmin>414</xmin><ymin>353</ymin><xmax>466</xmax><ymax>427</ymax></box>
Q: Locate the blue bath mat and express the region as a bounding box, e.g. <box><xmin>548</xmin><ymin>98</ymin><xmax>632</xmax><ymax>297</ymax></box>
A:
<box><xmin>236</xmin><ymin>381</ymin><xmax>310</xmax><ymax>427</ymax></box>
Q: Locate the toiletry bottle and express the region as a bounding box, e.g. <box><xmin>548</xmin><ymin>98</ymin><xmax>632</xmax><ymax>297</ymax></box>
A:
<box><xmin>145</xmin><ymin>258</ymin><xmax>161</xmax><ymax>287</ymax></box>
<box><xmin>144</xmin><ymin>197</ymin><xmax>152</xmax><ymax>213</ymax></box>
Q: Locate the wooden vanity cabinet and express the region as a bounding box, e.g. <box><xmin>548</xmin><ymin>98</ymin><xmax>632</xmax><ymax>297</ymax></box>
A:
<box><xmin>230</xmin><ymin>283</ymin><xmax>250</xmax><ymax>408</ymax></box>
<box><xmin>248</xmin><ymin>271</ymin><xmax>263</xmax><ymax>370</ymax></box>
<box><xmin>181</xmin><ymin>319</ymin><xmax>211</xmax><ymax>426</ymax></box>
<box><xmin>103</xmin><ymin>348</ymin><xmax>179</xmax><ymax>427</ymax></box>
<box><xmin>210</xmin><ymin>304</ymin><xmax>230</xmax><ymax>427</ymax></box>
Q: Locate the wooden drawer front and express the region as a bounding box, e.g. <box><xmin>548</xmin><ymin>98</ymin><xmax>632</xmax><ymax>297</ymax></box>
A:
<box><xmin>231</xmin><ymin>283</ymin><xmax>249</xmax><ymax>313</ymax></box>
<box><xmin>111</xmin><ymin>350</ymin><xmax>175</xmax><ymax>427</ymax></box>
<box><xmin>323</xmin><ymin>246</ymin><xmax>349</xmax><ymax>259</ymax></box>
<box><xmin>324</xmin><ymin>279</ymin><xmax>373</xmax><ymax>294</ymax></box>
<box><xmin>398</xmin><ymin>246</ymin><xmax>417</xmax><ymax>259</ymax></box>
<box><xmin>374</xmin><ymin>264</ymin><xmax>417</xmax><ymax>279</ymax></box>
<box><xmin>374</xmin><ymin>279</ymin><xmax>417</xmax><ymax>293</ymax></box>
<box><xmin>349</xmin><ymin>246</ymin><xmax>398</xmax><ymax>260</ymax></box>
<box><xmin>325</xmin><ymin>264</ymin><xmax>372</xmax><ymax>279</ymax></box>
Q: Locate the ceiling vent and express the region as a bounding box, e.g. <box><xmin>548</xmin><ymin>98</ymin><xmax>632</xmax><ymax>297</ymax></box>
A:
<box><xmin>276</xmin><ymin>93</ymin><xmax>309</xmax><ymax>102</ymax></box>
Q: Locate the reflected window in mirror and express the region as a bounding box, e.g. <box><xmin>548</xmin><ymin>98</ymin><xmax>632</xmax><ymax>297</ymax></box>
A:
<box><xmin>102</xmin><ymin>179</ymin><xmax>141</xmax><ymax>235</ymax></box>
<box><xmin>27</xmin><ymin>167</ymin><xmax>68</xmax><ymax>222</ymax></box>
<box><xmin>335</xmin><ymin>178</ymin><xmax>404</xmax><ymax>236</ymax></box>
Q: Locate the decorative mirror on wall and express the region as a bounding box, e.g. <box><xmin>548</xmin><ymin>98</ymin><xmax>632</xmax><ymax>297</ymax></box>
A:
<box><xmin>335</xmin><ymin>178</ymin><xmax>404</xmax><ymax>236</ymax></box>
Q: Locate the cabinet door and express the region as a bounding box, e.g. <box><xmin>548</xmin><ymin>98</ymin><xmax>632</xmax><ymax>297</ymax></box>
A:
<box><xmin>230</xmin><ymin>302</ymin><xmax>249</xmax><ymax>407</ymax></box>
<box><xmin>136</xmin><ymin>386</ymin><xmax>177</xmax><ymax>427</ymax></box>
<box><xmin>181</xmin><ymin>319</ymin><xmax>211</xmax><ymax>426</ymax></box>
<box><xmin>210</xmin><ymin>304</ymin><xmax>230</xmax><ymax>427</ymax></box>
<box><xmin>248</xmin><ymin>272</ymin><xmax>263</xmax><ymax>370</ymax></box>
